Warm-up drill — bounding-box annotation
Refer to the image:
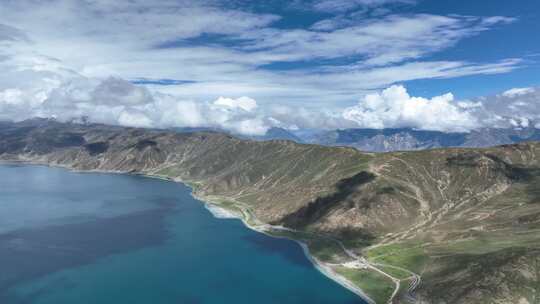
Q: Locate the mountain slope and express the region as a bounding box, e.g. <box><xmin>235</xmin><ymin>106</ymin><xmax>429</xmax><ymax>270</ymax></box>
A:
<box><xmin>1</xmin><ymin>119</ymin><xmax>540</xmax><ymax>304</ymax></box>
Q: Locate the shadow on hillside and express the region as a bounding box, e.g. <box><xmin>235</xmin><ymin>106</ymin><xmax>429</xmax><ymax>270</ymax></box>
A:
<box><xmin>278</xmin><ymin>171</ymin><xmax>376</xmax><ymax>230</ymax></box>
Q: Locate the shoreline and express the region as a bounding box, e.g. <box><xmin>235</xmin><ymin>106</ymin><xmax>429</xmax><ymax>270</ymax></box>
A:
<box><xmin>192</xmin><ymin>195</ymin><xmax>376</xmax><ymax>304</ymax></box>
<box><xmin>0</xmin><ymin>160</ymin><xmax>375</xmax><ymax>304</ymax></box>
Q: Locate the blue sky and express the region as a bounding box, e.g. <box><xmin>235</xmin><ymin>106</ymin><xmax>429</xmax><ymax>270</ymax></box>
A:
<box><xmin>231</xmin><ymin>0</ymin><xmax>540</xmax><ymax>99</ymax></box>
<box><xmin>404</xmin><ymin>0</ymin><xmax>540</xmax><ymax>98</ymax></box>
<box><xmin>0</xmin><ymin>0</ymin><xmax>539</xmax><ymax>133</ymax></box>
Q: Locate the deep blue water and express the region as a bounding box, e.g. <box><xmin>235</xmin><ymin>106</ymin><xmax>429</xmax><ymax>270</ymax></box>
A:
<box><xmin>0</xmin><ymin>164</ymin><xmax>365</xmax><ymax>304</ymax></box>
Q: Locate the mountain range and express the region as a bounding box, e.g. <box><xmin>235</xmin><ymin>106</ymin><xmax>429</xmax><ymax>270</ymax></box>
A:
<box><xmin>1</xmin><ymin>118</ymin><xmax>539</xmax><ymax>304</ymax></box>
<box><xmin>222</xmin><ymin>126</ymin><xmax>540</xmax><ymax>153</ymax></box>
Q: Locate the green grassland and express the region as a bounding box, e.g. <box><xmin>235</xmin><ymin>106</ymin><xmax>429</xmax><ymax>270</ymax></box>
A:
<box><xmin>376</xmin><ymin>265</ymin><xmax>412</xmax><ymax>280</ymax></box>
<box><xmin>334</xmin><ymin>267</ymin><xmax>395</xmax><ymax>304</ymax></box>
<box><xmin>365</xmin><ymin>242</ymin><xmax>428</xmax><ymax>274</ymax></box>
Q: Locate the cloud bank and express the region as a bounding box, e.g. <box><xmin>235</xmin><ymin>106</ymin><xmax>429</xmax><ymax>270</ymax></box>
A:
<box><xmin>1</xmin><ymin>69</ymin><xmax>539</xmax><ymax>135</ymax></box>
<box><xmin>0</xmin><ymin>76</ymin><xmax>274</xmax><ymax>135</ymax></box>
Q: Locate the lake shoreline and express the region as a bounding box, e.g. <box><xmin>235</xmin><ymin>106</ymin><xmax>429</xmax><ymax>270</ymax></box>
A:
<box><xmin>193</xmin><ymin>195</ymin><xmax>375</xmax><ymax>304</ymax></box>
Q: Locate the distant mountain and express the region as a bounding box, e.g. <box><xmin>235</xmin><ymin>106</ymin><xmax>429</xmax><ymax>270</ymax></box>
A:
<box><xmin>173</xmin><ymin>126</ymin><xmax>302</xmax><ymax>142</ymax></box>
<box><xmin>251</xmin><ymin>127</ymin><xmax>302</xmax><ymax>142</ymax></box>
<box><xmin>297</xmin><ymin>127</ymin><xmax>540</xmax><ymax>152</ymax></box>
<box><xmin>171</xmin><ymin>124</ymin><xmax>540</xmax><ymax>152</ymax></box>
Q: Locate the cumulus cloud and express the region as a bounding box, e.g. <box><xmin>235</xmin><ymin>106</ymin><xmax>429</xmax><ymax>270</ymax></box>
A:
<box><xmin>0</xmin><ymin>75</ymin><xmax>273</xmax><ymax>135</ymax></box>
<box><xmin>213</xmin><ymin>96</ymin><xmax>258</xmax><ymax>112</ymax></box>
<box><xmin>341</xmin><ymin>85</ymin><xmax>540</xmax><ymax>131</ymax></box>
<box><xmin>342</xmin><ymin>85</ymin><xmax>479</xmax><ymax>131</ymax></box>
<box><xmin>469</xmin><ymin>87</ymin><xmax>540</xmax><ymax>129</ymax></box>
<box><xmin>1</xmin><ymin>70</ymin><xmax>539</xmax><ymax>134</ymax></box>
<box><xmin>117</xmin><ymin>110</ymin><xmax>153</xmax><ymax>128</ymax></box>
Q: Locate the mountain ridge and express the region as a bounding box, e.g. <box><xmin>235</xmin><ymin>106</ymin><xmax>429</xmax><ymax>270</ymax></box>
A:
<box><xmin>180</xmin><ymin>123</ymin><xmax>540</xmax><ymax>153</ymax></box>
<box><xmin>296</xmin><ymin>127</ymin><xmax>540</xmax><ymax>152</ymax></box>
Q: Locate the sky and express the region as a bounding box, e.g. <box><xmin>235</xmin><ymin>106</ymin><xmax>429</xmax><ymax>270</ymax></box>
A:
<box><xmin>0</xmin><ymin>0</ymin><xmax>539</xmax><ymax>134</ymax></box>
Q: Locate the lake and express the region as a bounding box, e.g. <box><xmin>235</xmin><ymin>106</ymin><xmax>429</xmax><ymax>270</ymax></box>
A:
<box><xmin>0</xmin><ymin>164</ymin><xmax>365</xmax><ymax>304</ymax></box>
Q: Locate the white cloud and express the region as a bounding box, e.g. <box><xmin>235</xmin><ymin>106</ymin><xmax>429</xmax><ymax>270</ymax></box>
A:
<box><xmin>470</xmin><ymin>87</ymin><xmax>540</xmax><ymax>129</ymax></box>
<box><xmin>508</xmin><ymin>117</ymin><xmax>529</xmax><ymax>128</ymax></box>
<box><xmin>0</xmin><ymin>0</ymin><xmax>523</xmax><ymax>109</ymax></box>
<box><xmin>228</xmin><ymin>118</ymin><xmax>269</xmax><ymax>136</ymax></box>
<box><xmin>341</xmin><ymin>85</ymin><xmax>540</xmax><ymax>132</ymax></box>
<box><xmin>481</xmin><ymin>16</ymin><xmax>517</xmax><ymax>26</ymax></box>
<box><xmin>342</xmin><ymin>85</ymin><xmax>479</xmax><ymax>131</ymax></box>
<box><xmin>118</xmin><ymin>110</ymin><xmax>153</xmax><ymax>128</ymax></box>
<box><xmin>0</xmin><ymin>0</ymin><xmax>532</xmax><ymax>133</ymax></box>
<box><xmin>502</xmin><ymin>87</ymin><xmax>534</xmax><ymax>97</ymax></box>
<box><xmin>243</xmin><ymin>14</ymin><xmax>515</xmax><ymax>67</ymax></box>
<box><xmin>0</xmin><ymin>75</ymin><xmax>272</xmax><ymax>135</ymax></box>
<box><xmin>308</xmin><ymin>0</ymin><xmax>415</xmax><ymax>13</ymax></box>
<box><xmin>1</xmin><ymin>0</ymin><xmax>279</xmax><ymax>46</ymax></box>
<box><xmin>1</xmin><ymin>70</ymin><xmax>539</xmax><ymax>134</ymax></box>
<box><xmin>213</xmin><ymin>96</ymin><xmax>258</xmax><ymax>112</ymax></box>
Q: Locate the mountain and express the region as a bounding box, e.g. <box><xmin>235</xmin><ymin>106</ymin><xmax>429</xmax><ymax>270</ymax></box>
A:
<box><xmin>1</xmin><ymin>119</ymin><xmax>540</xmax><ymax>304</ymax></box>
<box><xmin>298</xmin><ymin>127</ymin><xmax>540</xmax><ymax>152</ymax></box>
<box><xmin>173</xmin><ymin>124</ymin><xmax>540</xmax><ymax>153</ymax></box>
<box><xmin>173</xmin><ymin>126</ymin><xmax>302</xmax><ymax>142</ymax></box>
<box><xmin>253</xmin><ymin>127</ymin><xmax>302</xmax><ymax>142</ymax></box>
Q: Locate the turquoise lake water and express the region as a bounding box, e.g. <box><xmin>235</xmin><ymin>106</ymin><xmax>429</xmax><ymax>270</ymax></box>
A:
<box><xmin>0</xmin><ymin>164</ymin><xmax>365</xmax><ymax>304</ymax></box>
